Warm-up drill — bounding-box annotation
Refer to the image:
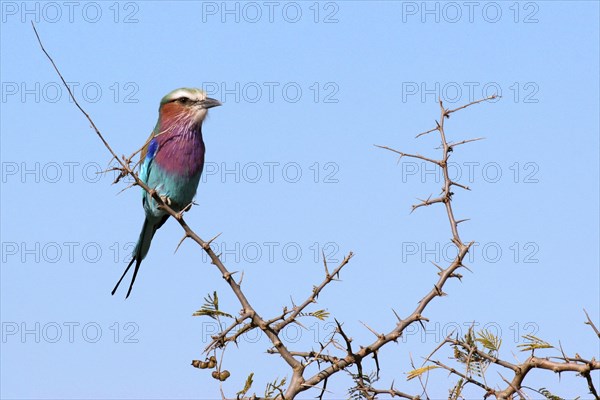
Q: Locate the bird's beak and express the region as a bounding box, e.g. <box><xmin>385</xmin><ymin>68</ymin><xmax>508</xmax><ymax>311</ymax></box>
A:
<box><xmin>200</xmin><ymin>97</ymin><xmax>222</xmax><ymax>109</ymax></box>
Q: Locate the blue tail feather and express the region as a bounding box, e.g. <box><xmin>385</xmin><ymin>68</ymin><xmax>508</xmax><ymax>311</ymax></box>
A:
<box><xmin>112</xmin><ymin>215</ymin><xmax>168</xmax><ymax>298</ymax></box>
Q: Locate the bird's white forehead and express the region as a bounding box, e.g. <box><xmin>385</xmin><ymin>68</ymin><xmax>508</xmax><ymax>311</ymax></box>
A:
<box><xmin>163</xmin><ymin>88</ymin><xmax>207</xmax><ymax>102</ymax></box>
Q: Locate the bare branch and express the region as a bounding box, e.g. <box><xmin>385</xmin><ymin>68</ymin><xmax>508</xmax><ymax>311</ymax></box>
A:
<box><xmin>430</xmin><ymin>359</ymin><xmax>494</xmax><ymax>394</ymax></box>
<box><xmin>274</xmin><ymin>253</ymin><xmax>353</xmax><ymax>333</ymax></box>
<box><xmin>448</xmin><ymin>137</ymin><xmax>485</xmax><ymax>147</ymax></box>
<box><xmin>584</xmin><ymin>308</ymin><xmax>600</xmax><ymax>338</ymax></box>
<box><xmin>445</xmin><ymin>95</ymin><xmax>499</xmax><ymax>116</ymax></box>
<box><xmin>374</xmin><ymin>145</ymin><xmax>441</xmax><ymax>165</ymax></box>
<box><xmin>415</xmin><ymin>125</ymin><xmax>439</xmax><ymax>139</ymax></box>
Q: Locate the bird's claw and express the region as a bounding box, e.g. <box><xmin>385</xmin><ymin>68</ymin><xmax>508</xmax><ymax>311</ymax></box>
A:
<box><xmin>155</xmin><ymin>193</ymin><xmax>173</xmax><ymax>211</ymax></box>
<box><xmin>160</xmin><ymin>195</ymin><xmax>172</xmax><ymax>206</ymax></box>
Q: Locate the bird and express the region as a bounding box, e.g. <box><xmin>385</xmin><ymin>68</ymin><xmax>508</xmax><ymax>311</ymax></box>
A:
<box><xmin>112</xmin><ymin>88</ymin><xmax>221</xmax><ymax>298</ymax></box>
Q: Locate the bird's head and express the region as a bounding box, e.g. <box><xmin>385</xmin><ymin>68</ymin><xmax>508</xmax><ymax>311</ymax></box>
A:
<box><xmin>158</xmin><ymin>88</ymin><xmax>221</xmax><ymax>127</ymax></box>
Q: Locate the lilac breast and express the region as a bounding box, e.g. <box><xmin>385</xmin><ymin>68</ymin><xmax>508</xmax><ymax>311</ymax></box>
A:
<box><xmin>154</xmin><ymin>127</ymin><xmax>205</xmax><ymax>178</ymax></box>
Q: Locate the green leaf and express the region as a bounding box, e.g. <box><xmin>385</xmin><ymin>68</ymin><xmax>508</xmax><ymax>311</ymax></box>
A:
<box><xmin>347</xmin><ymin>371</ymin><xmax>379</xmax><ymax>400</ymax></box>
<box><xmin>518</xmin><ymin>334</ymin><xmax>553</xmax><ymax>352</ymax></box>
<box><xmin>538</xmin><ymin>387</ymin><xmax>565</xmax><ymax>400</ymax></box>
<box><xmin>264</xmin><ymin>376</ymin><xmax>287</xmax><ymax>399</ymax></box>
<box><xmin>298</xmin><ymin>309</ymin><xmax>330</xmax><ymax>321</ymax></box>
<box><xmin>192</xmin><ymin>309</ymin><xmax>233</xmax><ymax>318</ymax></box>
<box><xmin>192</xmin><ymin>291</ymin><xmax>232</xmax><ymax>319</ymax></box>
<box><xmin>449</xmin><ymin>378</ymin><xmax>465</xmax><ymax>400</ymax></box>
<box><xmin>406</xmin><ymin>365</ymin><xmax>439</xmax><ymax>381</ymax></box>
<box><xmin>476</xmin><ymin>329</ymin><xmax>502</xmax><ymax>352</ymax></box>
<box><xmin>236</xmin><ymin>372</ymin><xmax>254</xmax><ymax>398</ymax></box>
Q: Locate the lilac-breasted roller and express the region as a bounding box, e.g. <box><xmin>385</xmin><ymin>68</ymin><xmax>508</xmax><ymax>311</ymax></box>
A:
<box><xmin>112</xmin><ymin>88</ymin><xmax>221</xmax><ymax>298</ymax></box>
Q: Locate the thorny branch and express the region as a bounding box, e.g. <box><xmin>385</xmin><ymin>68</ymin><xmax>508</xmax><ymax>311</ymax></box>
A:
<box><xmin>34</xmin><ymin>23</ymin><xmax>599</xmax><ymax>399</ymax></box>
<box><xmin>362</xmin><ymin>95</ymin><xmax>599</xmax><ymax>398</ymax></box>
<box><xmin>422</xmin><ymin>333</ymin><xmax>600</xmax><ymax>399</ymax></box>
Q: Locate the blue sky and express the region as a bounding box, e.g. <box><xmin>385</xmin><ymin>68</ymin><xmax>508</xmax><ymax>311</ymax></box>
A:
<box><xmin>1</xmin><ymin>1</ymin><xmax>599</xmax><ymax>398</ymax></box>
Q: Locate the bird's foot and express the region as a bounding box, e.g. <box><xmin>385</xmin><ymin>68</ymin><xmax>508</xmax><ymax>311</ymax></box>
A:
<box><xmin>156</xmin><ymin>194</ymin><xmax>173</xmax><ymax>212</ymax></box>
<box><xmin>160</xmin><ymin>195</ymin><xmax>173</xmax><ymax>206</ymax></box>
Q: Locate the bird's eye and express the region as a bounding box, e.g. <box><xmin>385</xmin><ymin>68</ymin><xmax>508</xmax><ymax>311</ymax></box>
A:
<box><xmin>177</xmin><ymin>97</ymin><xmax>188</xmax><ymax>103</ymax></box>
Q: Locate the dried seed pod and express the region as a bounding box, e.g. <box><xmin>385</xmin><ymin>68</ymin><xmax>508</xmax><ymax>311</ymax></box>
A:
<box><xmin>192</xmin><ymin>355</ymin><xmax>219</xmax><ymax>370</ymax></box>
<box><xmin>191</xmin><ymin>360</ymin><xmax>209</xmax><ymax>369</ymax></box>
<box><xmin>211</xmin><ymin>370</ymin><xmax>231</xmax><ymax>381</ymax></box>
<box><xmin>207</xmin><ymin>355</ymin><xmax>217</xmax><ymax>369</ymax></box>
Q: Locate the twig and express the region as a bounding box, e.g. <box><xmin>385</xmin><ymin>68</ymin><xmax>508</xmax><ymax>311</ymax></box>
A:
<box><xmin>374</xmin><ymin>145</ymin><xmax>440</xmax><ymax>166</ymax></box>
<box><xmin>274</xmin><ymin>253</ymin><xmax>353</xmax><ymax>334</ymax></box>
<box><xmin>584</xmin><ymin>308</ymin><xmax>600</xmax><ymax>338</ymax></box>
<box><xmin>446</xmin><ymin>95</ymin><xmax>499</xmax><ymax>116</ymax></box>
